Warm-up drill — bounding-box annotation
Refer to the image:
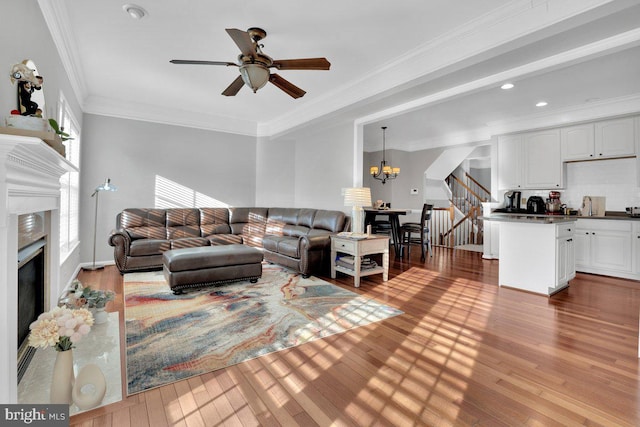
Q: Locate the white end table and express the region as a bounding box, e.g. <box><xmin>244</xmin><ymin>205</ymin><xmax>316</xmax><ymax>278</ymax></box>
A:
<box><xmin>330</xmin><ymin>234</ymin><xmax>389</xmax><ymax>287</ymax></box>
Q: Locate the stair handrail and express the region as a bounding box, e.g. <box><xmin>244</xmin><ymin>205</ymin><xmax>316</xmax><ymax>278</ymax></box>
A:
<box><xmin>465</xmin><ymin>172</ymin><xmax>491</xmax><ymax>200</ymax></box>
<box><xmin>449</xmin><ymin>174</ymin><xmax>487</xmax><ymax>203</ymax></box>
<box><xmin>442</xmin><ymin>174</ymin><xmax>487</xmax><ymax>247</ymax></box>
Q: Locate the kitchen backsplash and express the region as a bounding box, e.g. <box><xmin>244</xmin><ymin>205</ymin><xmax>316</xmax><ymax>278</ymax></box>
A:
<box><xmin>524</xmin><ymin>158</ymin><xmax>640</xmax><ymax>211</ymax></box>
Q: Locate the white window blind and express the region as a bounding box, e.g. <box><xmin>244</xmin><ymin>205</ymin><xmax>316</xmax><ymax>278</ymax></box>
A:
<box><xmin>58</xmin><ymin>94</ymin><xmax>81</xmax><ymax>260</ymax></box>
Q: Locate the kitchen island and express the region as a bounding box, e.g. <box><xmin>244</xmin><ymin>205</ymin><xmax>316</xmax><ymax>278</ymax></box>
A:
<box><xmin>483</xmin><ymin>214</ymin><xmax>577</xmax><ymax>296</ymax></box>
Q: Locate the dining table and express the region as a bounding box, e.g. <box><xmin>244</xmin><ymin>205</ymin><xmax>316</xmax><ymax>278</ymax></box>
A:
<box><xmin>364</xmin><ymin>208</ymin><xmax>412</xmax><ymax>256</ymax></box>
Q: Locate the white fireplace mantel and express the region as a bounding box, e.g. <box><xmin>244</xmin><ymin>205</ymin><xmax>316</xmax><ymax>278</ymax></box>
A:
<box><xmin>0</xmin><ymin>133</ymin><xmax>77</xmax><ymax>403</ymax></box>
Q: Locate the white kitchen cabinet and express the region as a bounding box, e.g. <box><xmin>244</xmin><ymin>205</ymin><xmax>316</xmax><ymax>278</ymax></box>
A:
<box><xmin>575</xmin><ymin>219</ymin><xmax>633</xmax><ymax>278</ymax></box>
<box><xmin>636</xmin><ymin>117</ymin><xmax>640</xmax><ymax>187</ymax></box>
<box><xmin>556</xmin><ymin>223</ymin><xmax>576</xmax><ymax>286</ymax></box>
<box><xmin>482</xmin><ymin>203</ymin><xmax>500</xmax><ymax>260</ymax></box>
<box><xmin>594</xmin><ymin>117</ymin><xmax>635</xmax><ymax>158</ymax></box>
<box><xmin>497</xmin><ymin>219</ymin><xmax>576</xmax><ymax>296</ymax></box>
<box><xmin>634</xmin><ymin>222</ymin><xmax>640</xmax><ymax>275</ymax></box>
<box><xmin>497</xmin><ymin>134</ymin><xmax>522</xmax><ymax>190</ymax></box>
<box><xmin>560</xmin><ymin>117</ymin><xmax>636</xmax><ymax>162</ymax></box>
<box><xmin>561</xmin><ymin>123</ymin><xmax>595</xmax><ymax>161</ymax></box>
<box><xmin>523</xmin><ymin>129</ymin><xmax>562</xmax><ymax>189</ymax></box>
<box><xmin>497</xmin><ymin>130</ymin><xmax>562</xmax><ymax>190</ymax></box>
<box><xmin>482</xmin><ymin>219</ymin><xmax>500</xmax><ymax>259</ymax></box>
<box><xmin>573</xmin><ymin>230</ymin><xmax>590</xmax><ymax>267</ymax></box>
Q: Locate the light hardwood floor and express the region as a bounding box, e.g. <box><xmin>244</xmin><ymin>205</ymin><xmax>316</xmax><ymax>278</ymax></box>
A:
<box><xmin>69</xmin><ymin>247</ymin><xmax>640</xmax><ymax>426</ymax></box>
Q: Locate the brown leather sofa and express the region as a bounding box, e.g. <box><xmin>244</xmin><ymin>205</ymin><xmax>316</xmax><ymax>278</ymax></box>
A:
<box><xmin>108</xmin><ymin>207</ymin><xmax>349</xmax><ymax>277</ymax></box>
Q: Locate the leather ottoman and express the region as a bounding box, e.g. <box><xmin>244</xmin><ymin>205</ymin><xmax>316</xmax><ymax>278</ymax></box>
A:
<box><xmin>163</xmin><ymin>244</ymin><xmax>263</xmax><ymax>294</ymax></box>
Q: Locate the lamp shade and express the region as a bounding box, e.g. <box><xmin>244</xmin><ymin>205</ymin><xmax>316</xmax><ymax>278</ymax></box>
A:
<box><xmin>95</xmin><ymin>178</ymin><xmax>117</xmax><ymax>192</ymax></box>
<box><xmin>240</xmin><ymin>64</ymin><xmax>270</xmax><ymax>93</ymax></box>
<box><xmin>344</xmin><ymin>187</ymin><xmax>372</xmax><ymax>207</ymax></box>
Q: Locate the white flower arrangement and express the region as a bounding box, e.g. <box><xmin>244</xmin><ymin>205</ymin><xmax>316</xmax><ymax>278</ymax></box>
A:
<box><xmin>28</xmin><ymin>306</ymin><xmax>94</xmax><ymax>352</ymax></box>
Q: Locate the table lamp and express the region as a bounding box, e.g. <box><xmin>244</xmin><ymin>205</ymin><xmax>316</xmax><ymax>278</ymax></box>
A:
<box><xmin>344</xmin><ymin>187</ymin><xmax>372</xmax><ymax>234</ymax></box>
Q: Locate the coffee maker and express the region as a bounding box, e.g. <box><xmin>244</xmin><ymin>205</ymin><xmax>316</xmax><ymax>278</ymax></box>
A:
<box><xmin>504</xmin><ymin>190</ymin><xmax>522</xmax><ymax>212</ymax></box>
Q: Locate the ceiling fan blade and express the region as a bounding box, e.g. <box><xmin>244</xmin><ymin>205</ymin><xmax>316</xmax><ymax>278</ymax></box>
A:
<box><xmin>225</xmin><ymin>28</ymin><xmax>256</xmax><ymax>57</ymax></box>
<box><xmin>221</xmin><ymin>75</ymin><xmax>245</xmax><ymax>96</ymax></box>
<box><xmin>170</xmin><ymin>60</ymin><xmax>237</xmax><ymax>66</ymax></box>
<box><xmin>271</xmin><ymin>58</ymin><xmax>331</xmax><ymax>70</ymax></box>
<box><xmin>269</xmin><ymin>74</ymin><xmax>306</xmax><ymax>99</ymax></box>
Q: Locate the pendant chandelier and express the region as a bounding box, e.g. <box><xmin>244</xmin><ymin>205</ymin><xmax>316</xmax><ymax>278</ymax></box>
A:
<box><xmin>369</xmin><ymin>126</ymin><xmax>400</xmax><ymax>184</ymax></box>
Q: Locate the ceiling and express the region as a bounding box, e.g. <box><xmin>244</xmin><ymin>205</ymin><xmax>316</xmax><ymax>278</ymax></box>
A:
<box><xmin>39</xmin><ymin>0</ymin><xmax>640</xmax><ymax>151</ymax></box>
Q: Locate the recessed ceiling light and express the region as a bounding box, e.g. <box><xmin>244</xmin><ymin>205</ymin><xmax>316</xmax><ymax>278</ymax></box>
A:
<box><xmin>500</xmin><ymin>83</ymin><xmax>514</xmax><ymax>90</ymax></box>
<box><xmin>536</xmin><ymin>101</ymin><xmax>548</xmax><ymax>107</ymax></box>
<box><xmin>122</xmin><ymin>4</ymin><xmax>147</xmax><ymax>20</ymax></box>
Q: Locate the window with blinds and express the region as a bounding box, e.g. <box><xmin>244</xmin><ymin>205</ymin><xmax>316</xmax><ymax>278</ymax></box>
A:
<box><xmin>58</xmin><ymin>93</ymin><xmax>81</xmax><ymax>261</ymax></box>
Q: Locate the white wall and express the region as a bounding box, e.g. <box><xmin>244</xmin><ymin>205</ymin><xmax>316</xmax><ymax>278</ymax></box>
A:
<box><xmin>258</xmin><ymin>121</ymin><xmax>355</xmax><ymax>212</ymax></box>
<box><xmin>80</xmin><ymin>114</ymin><xmax>257</xmax><ymax>264</ymax></box>
<box><xmin>470</xmin><ymin>167</ymin><xmax>491</xmax><ymax>191</ymax></box>
<box><xmin>0</xmin><ymin>0</ymin><xmax>84</xmax><ymax>289</ymax></box>
<box><xmin>255</xmin><ymin>136</ymin><xmax>295</xmax><ymax>207</ymax></box>
<box><xmin>295</xmin><ymin>123</ymin><xmax>355</xmax><ymax>210</ymax></box>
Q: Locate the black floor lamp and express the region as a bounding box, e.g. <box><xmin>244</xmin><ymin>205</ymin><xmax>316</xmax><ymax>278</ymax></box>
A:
<box><xmin>83</xmin><ymin>178</ymin><xmax>118</xmax><ymax>271</ymax></box>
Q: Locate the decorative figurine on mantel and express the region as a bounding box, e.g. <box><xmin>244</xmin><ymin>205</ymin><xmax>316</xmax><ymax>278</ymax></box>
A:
<box><xmin>9</xmin><ymin>60</ymin><xmax>44</xmax><ymax>116</ymax></box>
<box><xmin>18</xmin><ymin>78</ymin><xmax>43</xmax><ymax>116</ymax></box>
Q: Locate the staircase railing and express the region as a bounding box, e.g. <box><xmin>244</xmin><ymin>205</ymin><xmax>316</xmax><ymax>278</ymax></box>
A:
<box><xmin>464</xmin><ymin>172</ymin><xmax>491</xmax><ymax>204</ymax></box>
<box><xmin>436</xmin><ymin>205</ymin><xmax>483</xmax><ymax>247</ymax></box>
<box><xmin>432</xmin><ymin>173</ymin><xmax>490</xmax><ymax>248</ymax></box>
<box><xmin>430</xmin><ymin>206</ymin><xmax>454</xmax><ymax>248</ymax></box>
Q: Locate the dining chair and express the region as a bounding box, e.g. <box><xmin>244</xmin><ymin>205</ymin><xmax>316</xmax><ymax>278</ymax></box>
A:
<box><xmin>399</xmin><ymin>203</ymin><xmax>433</xmax><ymax>260</ymax></box>
<box><xmin>371</xmin><ymin>203</ymin><xmax>392</xmax><ymax>236</ymax></box>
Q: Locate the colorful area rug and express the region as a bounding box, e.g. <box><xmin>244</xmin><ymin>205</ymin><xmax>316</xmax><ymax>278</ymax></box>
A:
<box><xmin>124</xmin><ymin>264</ymin><xmax>403</xmax><ymax>395</ymax></box>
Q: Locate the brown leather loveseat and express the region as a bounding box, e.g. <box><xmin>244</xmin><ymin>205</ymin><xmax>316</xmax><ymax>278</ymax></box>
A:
<box><xmin>108</xmin><ymin>207</ymin><xmax>349</xmax><ymax>277</ymax></box>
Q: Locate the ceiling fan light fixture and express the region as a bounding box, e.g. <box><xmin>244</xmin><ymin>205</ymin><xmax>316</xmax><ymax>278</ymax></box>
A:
<box><xmin>171</xmin><ymin>27</ymin><xmax>329</xmax><ymax>98</ymax></box>
<box><xmin>122</xmin><ymin>4</ymin><xmax>147</xmax><ymax>20</ymax></box>
<box><xmin>240</xmin><ymin>63</ymin><xmax>270</xmax><ymax>93</ymax></box>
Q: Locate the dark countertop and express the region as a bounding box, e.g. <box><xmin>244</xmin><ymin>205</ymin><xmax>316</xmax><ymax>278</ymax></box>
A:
<box><xmin>485</xmin><ymin>211</ymin><xmax>640</xmax><ymax>222</ymax></box>
<box><xmin>482</xmin><ymin>214</ymin><xmax>577</xmax><ymax>224</ymax></box>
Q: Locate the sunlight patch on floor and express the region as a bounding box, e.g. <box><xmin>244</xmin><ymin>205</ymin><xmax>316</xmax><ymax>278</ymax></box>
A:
<box><xmin>372</xmin><ymin>266</ymin><xmax>497</xmax><ymax>423</ymax></box>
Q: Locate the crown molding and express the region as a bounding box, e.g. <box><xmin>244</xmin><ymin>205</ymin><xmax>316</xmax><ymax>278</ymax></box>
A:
<box><xmin>83</xmin><ymin>96</ymin><xmax>258</xmax><ymax>136</ymax></box>
<box><xmin>38</xmin><ymin>0</ymin><xmax>88</xmax><ymax>107</ymax></box>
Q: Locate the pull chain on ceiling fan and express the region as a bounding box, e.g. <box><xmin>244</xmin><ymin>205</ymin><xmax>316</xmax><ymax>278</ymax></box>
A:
<box><xmin>170</xmin><ymin>27</ymin><xmax>331</xmax><ymax>98</ymax></box>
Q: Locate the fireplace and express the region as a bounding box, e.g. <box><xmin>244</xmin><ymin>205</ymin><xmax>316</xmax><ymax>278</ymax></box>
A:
<box><xmin>17</xmin><ymin>213</ymin><xmax>47</xmax><ymax>383</ymax></box>
<box><xmin>0</xmin><ymin>134</ymin><xmax>76</xmax><ymax>403</ymax></box>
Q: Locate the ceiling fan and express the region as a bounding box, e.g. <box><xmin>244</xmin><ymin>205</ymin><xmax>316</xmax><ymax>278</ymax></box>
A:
<box><xmin>170</xmin><ymin>27</ymin><xmax>331</xmax><ymax>99</ymax></box>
